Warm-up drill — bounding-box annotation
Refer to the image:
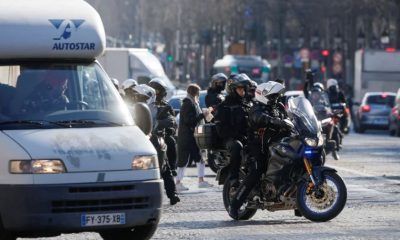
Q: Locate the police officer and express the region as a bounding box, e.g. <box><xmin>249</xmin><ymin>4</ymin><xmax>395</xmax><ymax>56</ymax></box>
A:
<box><xmin>148</xmin><ymin>78</ymin><xmax>178</xmax><ymax>175</ymax></box>
<box><xmin>214</xmin><ymin>74</ymin><xmax>251</xmax><ymax>185</ymax></box>
<box><xmin>229</xmin><ymin>81</ymin><xmax>292</xmax><ymax>220</ymax></box>
<box><xmin>124</xmin><ymin>82</ymin><xmax>180</xmax><ymax>205</ymax></box>
<box><xmin>121</xmin><ymin>78</ymin><xmax>138</xmax><ymax>105</ymax></box>
<box><xmin>327</xmin><ymin>78</ymin><xmax>348</xmax><ymax>131</ymax></box>
<box><xmin>243</xmin><ymin>79</ymin><xmax>258</xmax><ymax>105</ymax></box>
<box><xmin>205</xmin><ymin>73</ymin><xmax>227</xmax><ymax>109</ymax></box>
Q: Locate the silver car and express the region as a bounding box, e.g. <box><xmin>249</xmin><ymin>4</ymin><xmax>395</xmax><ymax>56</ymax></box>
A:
<box><xmin>354</xmin><ymin>92</ymin><xmax>396</xmax><ymax>133</ymax></box>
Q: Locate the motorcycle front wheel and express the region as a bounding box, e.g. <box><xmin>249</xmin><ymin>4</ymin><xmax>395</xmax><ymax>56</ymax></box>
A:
<box><xmin>222</xmin><ymin>178</ymin><xmax>257</xmax><ymax>220</ymax></box>
<box><xmin>296</xmin><ymin>171</ymin><xmax>347</xmax><ymax>222</ymax></box>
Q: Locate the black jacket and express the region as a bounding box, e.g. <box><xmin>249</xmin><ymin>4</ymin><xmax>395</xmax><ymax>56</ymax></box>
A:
<box><xmin>214</xmin><ymin>95</ymin><xmax>250</xmax><ymax>142</ymax></box>
<box><xmin>177</xmin><ymin>98</ymin><xmax>204</xmax><ymax>149</ymax></box>
<box><xmin>328</xmin><ymin>88</ymin><xmax>346</xmax><ymax>104</ymax></box>
<box><xmin>205</xmin><ymin>87</ymin><xmax>224</xmax><ymax>109</ymax></box>
<box><xmin>248</xmin><ymin>102</ymin><xmax>289</xmax><ymax>145</ymax></box>
<box><xmin>154</xmin><ymin>100</ymin><xmax>176</xmax><ymax>135</ymax></box>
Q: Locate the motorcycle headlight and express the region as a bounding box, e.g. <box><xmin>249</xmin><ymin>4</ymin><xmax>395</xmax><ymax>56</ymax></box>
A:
<box><xmin>10</xmin><ymin>160</ymin><xmax>66</xmax><ymax>174</ymax></box>
<box><xmin>305</xmin><ymin>138</ymin><xmax>318</xmax><ymax>147</ymax></box>
<box><xmin>132</xmin><ymin>155</ymin><xmax>158</xmax><ymax>170</ymax></box>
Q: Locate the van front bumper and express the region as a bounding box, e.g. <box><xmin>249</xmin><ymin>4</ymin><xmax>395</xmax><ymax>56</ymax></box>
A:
<box><xmin>0</xmin><ymin>179</ymin><xmax>163</xmax><ymax>233</ymax></box>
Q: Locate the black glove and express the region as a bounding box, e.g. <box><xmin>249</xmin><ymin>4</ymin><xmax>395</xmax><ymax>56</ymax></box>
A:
<box><xmin>171</xmin><ymin>169</ymin><xmax>177</xmax><ymax>177</ymax></box>
<box><xmin>270</xmin><ymin>118</ymin><xmax>293</xmax><ymax>130</ymax></box>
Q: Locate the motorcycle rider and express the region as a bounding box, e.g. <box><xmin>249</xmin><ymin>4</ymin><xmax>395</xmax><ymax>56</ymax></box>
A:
<box><xmin>229</xmin><ymin>81</ymin><xmax>292</xmax><ymax>220</ymax></box>
<box><xmin>215</xmin><ymin>73</ymin><xmax>251</xmax><ymax>186</ymax></box>
<box><xmin>244</xmin><ymin>79</ymin><xmax>258</xmax><ymax>105</ymax></box>
<box><xmin>205</xmin><ymin>73</ymin><xmax>227</xmax><ymax>109</ymax></box>
<box><xmin>121</xmin><ymin>78</ymin><xmax>138</xmax><ymax>105</ymax></box>
<box><xmin>327</xmin><ymin>78</ymin><xmax>348</xmax><ymax>133</ymax></box>
<box><xmin>303</xmin><ymin>70</ymin><xmax>341</xmax><ymax>160</ymax></box>
<box><xmin>124</xmin><ymin>81</ymin><xmax>180</xmax><ymax>205</ymax></box>
<box><xmin>148</xmin><ymin>78</ymin><xmax>179</xmax><ymax>176</ymax></box>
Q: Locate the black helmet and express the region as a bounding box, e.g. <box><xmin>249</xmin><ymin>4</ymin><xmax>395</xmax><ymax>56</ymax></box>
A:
<box><xmin>225</xmin><ymin>73</ymin><xmax>249</xmax><ymax>97</ymax></box>
<box><xmin>210</xmin><ymin>73</ymin><xmax>227</xmax><ymax>90</ymax></box>
<box><xmin>148</xmin><ymin>78</ymin><xmax>168</xmax><ymax>100</ymax></box>
<box><xmin>245</xmin><ymin>79</ymin><xmax>258</xmax><ymax>100</ymax></box>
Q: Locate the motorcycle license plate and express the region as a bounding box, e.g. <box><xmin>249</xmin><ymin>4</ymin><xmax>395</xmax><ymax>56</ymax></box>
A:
<box><xmin>81</xmin><ymin>213</ymin><xmax>125</xmax><ymax>227</ymax></box>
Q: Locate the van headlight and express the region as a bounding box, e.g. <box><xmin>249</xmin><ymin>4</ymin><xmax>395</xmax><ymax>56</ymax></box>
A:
<box><xmin>9</xmin><ymin>160</ymin><xmax>66</xmax><ymax>174</ymax></box>
<box><xmin>305</xmin><ymin>138</ymin><xmax>317</xmax><ymax>147</ymax></box>
<box><xmin>132</xmin><ymin>155</ymin><xmax>158</xmax><ymax>170</ymax></box>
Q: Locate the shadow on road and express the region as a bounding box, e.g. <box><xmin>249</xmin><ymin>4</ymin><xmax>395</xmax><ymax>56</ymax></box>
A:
<box><xmin>158</xmin><ymin>218</ymin><xmax>311</xmax><ymax>230</ymax></box>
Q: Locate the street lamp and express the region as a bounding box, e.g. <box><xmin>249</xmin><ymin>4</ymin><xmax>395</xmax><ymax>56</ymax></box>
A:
<box><xmin>380</xmin><ymin>28</ymin><xmax>390</xmax><ymax>45</ymax></box>
<box><xmin>357</xmin><ymin>29</ymin><xmax>365</xmax><ymax>49</ymax></box>
<box><xmin>311</xmin><ymin>30</ymin><xmax>320</xmax><ymax>49</ymax></box>
<box><xmin>334</xmin><ymin>31</ymin><xmax>342</xmax><ymax>48</ymax></box>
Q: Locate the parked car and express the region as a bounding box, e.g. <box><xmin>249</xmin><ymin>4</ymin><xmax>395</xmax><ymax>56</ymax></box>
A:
<box><xmin>168</xmin><ymin>90</ymin><xmax>208</xmax><ymax>115</ymax></box>
<box><xmin>389</xmin><ymin>88</ymin><xmax>400</xmax><ymax>136</ymax></box>
<box><xmin>354</xmin><ymin>92</ymin><xmax>396</xmax><ymax>133</ymax></box>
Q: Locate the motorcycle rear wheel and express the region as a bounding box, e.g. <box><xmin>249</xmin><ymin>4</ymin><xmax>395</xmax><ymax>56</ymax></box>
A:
<box><xmin>297</xmin><ymin>171</ymin><xmax>347</xmax><ymax>222</ymax></box>
<box><xmin>222</xmin><ymin>178</ymin><xmax>257</xmax><ymax>220</ymax></box>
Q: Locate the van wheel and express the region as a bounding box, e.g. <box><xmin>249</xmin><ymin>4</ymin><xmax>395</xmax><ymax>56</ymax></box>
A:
<box><xmin>100</xmin><ymin>222</ymin><xmax>159</xmax><ymax>240</ymax></box>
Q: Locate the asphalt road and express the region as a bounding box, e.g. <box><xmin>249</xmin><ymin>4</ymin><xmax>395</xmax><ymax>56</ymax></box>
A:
<box><xmin>21</xmin><ymin>130</ymin><xmax>400</xmax><ymax>240</ymax></box>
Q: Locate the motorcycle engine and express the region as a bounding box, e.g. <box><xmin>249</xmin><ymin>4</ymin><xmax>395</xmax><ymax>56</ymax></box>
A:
<box><xmin>261</xmin><ymin>180</ymin><xmax>277</xmax><ymax>201</ymax></box>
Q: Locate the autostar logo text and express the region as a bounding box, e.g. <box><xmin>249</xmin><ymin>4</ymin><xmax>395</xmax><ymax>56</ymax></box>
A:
<box><xmin>49</xmin><ymin>19</ymin><xmax>96</xmax><ymax>51</ymax></box>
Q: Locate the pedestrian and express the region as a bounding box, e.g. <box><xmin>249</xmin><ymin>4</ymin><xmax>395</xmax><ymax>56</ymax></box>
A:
<box><xmin>176</xmin><ymin>84</ymin><xmax>213</xmax><ymax>192</ymax></box>
<box><xmin>123</xmin><ymin>81</ymin><xmax>180</xmax><ymax>205</ymax></box>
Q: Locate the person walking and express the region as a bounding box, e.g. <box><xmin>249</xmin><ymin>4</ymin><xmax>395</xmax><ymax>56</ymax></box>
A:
<box><xmin>176</xmin><ymin>84</ymin><xmax>213</xmax><ymax>192</ymax></box>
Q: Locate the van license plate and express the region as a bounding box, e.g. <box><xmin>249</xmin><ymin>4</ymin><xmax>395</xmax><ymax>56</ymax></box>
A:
<box><xmin>81</xmin><ymin>213</ymin><xmax>125</xmax><ymax>227</ymax></box>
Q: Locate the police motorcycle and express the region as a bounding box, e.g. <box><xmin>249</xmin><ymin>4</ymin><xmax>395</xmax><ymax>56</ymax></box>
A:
<box><xmin>218</xmin><ymin>96</ymin><xmax>347</xmax><ymax>222</ymax></box>
<box><xmin>304</xmin><ymin>71</ymin><xmax>341</xmax><ymax>161</ymax></box>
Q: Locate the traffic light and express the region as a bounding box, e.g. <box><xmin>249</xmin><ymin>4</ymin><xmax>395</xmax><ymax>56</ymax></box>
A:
<box><xmin>321</xmin><ymin>49</ymin><xmax>329</xmax><ymax>66</ymax></box>
<box><xmin>167</xmin><ymin>54</ymin><xmax>174</xmax><ymax>62</ymax></box>
<box><xmin>321</xmin><ymin>49</ymin><xmax>330</xmax><ymax>57</ymax></box>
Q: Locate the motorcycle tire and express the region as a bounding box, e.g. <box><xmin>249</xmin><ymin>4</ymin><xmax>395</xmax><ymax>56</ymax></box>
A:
<box><xmin>222</xmin><ymin>178</ymin><xmax>257</xmax><ymax>220</ymax></box>
<box><xmin>296</xmin><ymin>171</ymin><xmax>347</xmax><ymax>222</ymax></box>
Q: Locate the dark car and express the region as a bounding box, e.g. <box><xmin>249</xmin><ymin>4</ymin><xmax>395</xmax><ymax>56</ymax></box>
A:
<box><xmin>389</xmin><ymin>88</ymin><xmax>400</xmax><ymax>136</ymax></box>
<box><xmin>354</xmin><ymin>92</ymin><xmax>396</xmax><ymax>133</ymax></box>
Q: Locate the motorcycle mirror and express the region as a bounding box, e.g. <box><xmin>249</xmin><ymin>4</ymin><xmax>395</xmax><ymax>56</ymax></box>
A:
<box><xmin>133</xmin><ymin>102</ymin><xmax>153</xmax><ymax>135</ymax></box>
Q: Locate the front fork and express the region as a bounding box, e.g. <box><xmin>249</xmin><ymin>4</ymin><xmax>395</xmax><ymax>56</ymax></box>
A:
<box><xmin>303</xmin><ymin>157</ymin><xmax>316</xmax><ymax>193</ymax></box>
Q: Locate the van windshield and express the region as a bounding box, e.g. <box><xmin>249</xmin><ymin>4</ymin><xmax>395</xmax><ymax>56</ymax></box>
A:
<box><xmin>0</xmin><ymin>62</ymin><xmax>134</xmax><ymax>129</ymax></box>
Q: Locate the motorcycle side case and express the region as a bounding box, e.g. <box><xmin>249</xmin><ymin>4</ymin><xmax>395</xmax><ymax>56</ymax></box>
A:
<box><xmin>194</xmin><ymin>123</ymin><xmax>225</xmax><ymax>150</ymax></box>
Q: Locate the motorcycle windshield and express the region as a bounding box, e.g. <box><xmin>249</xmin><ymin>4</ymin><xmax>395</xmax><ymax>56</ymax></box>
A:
<box><xmin>308</xmin><ymin>90</ymin><xmax>332</xmax><ymax>120</ymax></box>
<box><xmin>288</xmin><ymin>96</ymin><xmax>320</xmax><ymax>135</ymax></box>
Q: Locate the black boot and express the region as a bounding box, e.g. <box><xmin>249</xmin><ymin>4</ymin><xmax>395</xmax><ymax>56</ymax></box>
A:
<box><xmin>170</xmin><ymin>195</ymin><xmax>180</xmax><ymax>205</ymax></box>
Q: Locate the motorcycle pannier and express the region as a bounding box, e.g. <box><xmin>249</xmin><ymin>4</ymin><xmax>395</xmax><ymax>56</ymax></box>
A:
<box><xmin>194</xmin><ymin>123</ymin><xmax>224</xmax><ymax>150</ymax></box>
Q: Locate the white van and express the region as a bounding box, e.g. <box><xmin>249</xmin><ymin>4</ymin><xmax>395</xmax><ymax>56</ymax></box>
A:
<box><xmin>0</xmin><ymin>1</ymin><xmax>162</xmax><ymax>239</ymax></box>
<box><xmin>98</xmin><ymin>48</ymin><xmax>176</xmax><ymax>99</ymax></box>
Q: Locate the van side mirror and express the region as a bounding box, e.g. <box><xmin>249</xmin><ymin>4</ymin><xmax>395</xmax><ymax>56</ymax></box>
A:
<box><xmin>133</xmin><ymin>103</ymin><xmax>153</xmax><ymax>136</ymax></box>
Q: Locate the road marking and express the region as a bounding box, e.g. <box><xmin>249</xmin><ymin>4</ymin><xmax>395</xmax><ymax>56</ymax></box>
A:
<box><xmin>327</xmin><ymin>164</ymin><xmax>400</xmax><ymax>185</ymax></box>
